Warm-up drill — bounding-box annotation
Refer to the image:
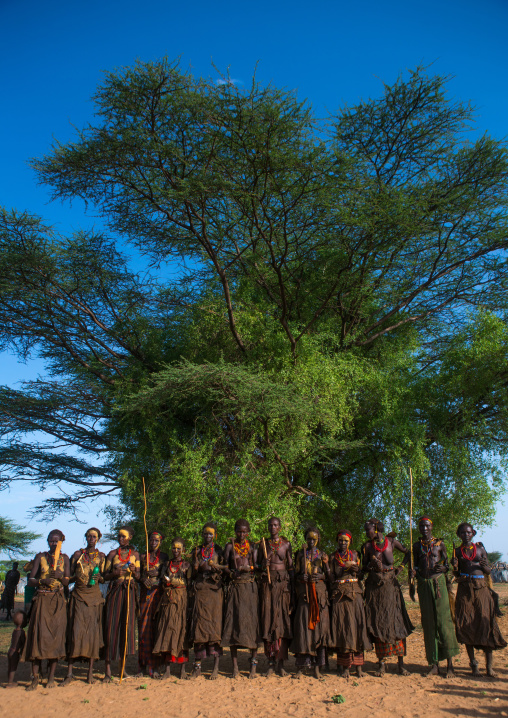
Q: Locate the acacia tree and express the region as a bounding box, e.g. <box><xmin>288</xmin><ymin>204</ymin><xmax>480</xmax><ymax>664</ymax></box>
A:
<box><xmin>0</xmin><ymin>517</ymin><xmax>40</xmax><ymax>556</ymax></box>
<box><xmin>1</xmin><ymin>60</ymin><xmax>508</xmax><ymax>546</ymax></box>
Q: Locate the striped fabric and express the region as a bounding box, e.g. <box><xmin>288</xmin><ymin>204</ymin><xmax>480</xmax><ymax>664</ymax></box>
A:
<box><xmin>336</xmin><ymin>650</ymin><xmax>364</xmax><ymax>667</ymax></box>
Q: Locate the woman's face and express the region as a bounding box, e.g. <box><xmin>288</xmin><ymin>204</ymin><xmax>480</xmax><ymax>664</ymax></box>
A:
<box><xmin>86</xmin><ymin>531</ymin><xmax>99</xmax><ymax>550</ymax></box>
<box><xmin>337</xmin><ymin>536</ymin><xmax>350</xmax><ymax>553</ymax></box>
<box><xmin>203</xmin><ymin>528</ymin><xmax>214</xmax><ymax>545</ymax></box>
<box><xmin>306</xmin><ymin>533</ymin><xmax>319</xmax><ymax>550</ymax></box>
<box><xmin>118</xmin><ymin>530</ymin><xmax>131</xmax><ymax>547</ymax></box>
<box><xmin>48</xmin><ymin>533</ymin><xmax>61</xmax><ymax>552</ymax></box>
<box><xmin>235</xmin><ymin>525</ymin><xmax>249</xmax><ymax>543</ymax></box>
<box><xmin>172</xmin><ymin>542</ymin><xmax>183</xmax><ymax>560</ymax></box>
<box><xmin>149</xmin><ymin>534</ymin><xmax>161</xmax><ymax>552</ymax></box>
<box><xmin>459</xmin><ymin>524</ymin><xmax>474</xmax><ymax>545</ymax></box>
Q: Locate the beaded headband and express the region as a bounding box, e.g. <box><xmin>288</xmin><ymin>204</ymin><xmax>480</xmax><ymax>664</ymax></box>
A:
<box><xmin>337</xmin><ymin>531</ymin><xmax>352</xmax><ymax>543</ymax></box>
<box><xmin>419</xmin><ymin>517</ymin><xmax>433</xmax><ymax>524</ymax></box>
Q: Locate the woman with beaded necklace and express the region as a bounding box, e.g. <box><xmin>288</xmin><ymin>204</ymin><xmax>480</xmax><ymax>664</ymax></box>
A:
<box><xmin>103</xmin><ymin>525</ymin><xmax>140</xmax><ymax>681</ymax></box>
<box><xmin>329</xmin><ymin>530</ymin><xmax>371</xmax><ymax>679</ymax></box>
<box><xmin>452</xmin><ymin>522</ymin><xmax>506</xmax><ymax>676</ymax></box>
<box><xmin>153</xmin><ymin>537</ymin><xmax>192</xmax><ymax>679</ymax></box>
<box><xmin>362</xmin><ymin>519</ymin><xmax>413</xmax><ymax>677</ymax></box>
<box><xmin>221</xmin><ymin>519</ymin><xmax>260</xmax><ymax>678</ymax></box>
<box><xmin>291</xmin><ymin>527</ymin><xmax>331</xmax><ymax>679</ymax></box>
<box><xmin>24</xmin><ymin>529</ymin><xmax>70</xmax><ymax>691</ymax></box>
<box><xmin>189</xmin><ymin>522</ymin><xmax>224</xmax><ymax>680</ymax></box>
<box><xmin>61</xmin><ymin>527</ymin><xmax>106</xmax><ymax>686</ymax></box>
<box><xmin>137</xmin><ymin>530</ymin><xmax>168</xmax><ymax>678</ymax></box>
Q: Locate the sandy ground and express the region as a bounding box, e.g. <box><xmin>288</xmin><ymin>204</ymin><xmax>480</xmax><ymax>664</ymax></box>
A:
<box><xmin>1</xmin><ymin>586</ymin><xmax>508</xmax><ymax>718</ymax></box>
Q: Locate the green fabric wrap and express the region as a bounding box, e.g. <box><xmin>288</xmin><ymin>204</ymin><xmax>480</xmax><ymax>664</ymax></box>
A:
<box><xmin>417</xmin><ymin>573</ymin><xmax>459</xmax><ymax>665</ymax></box>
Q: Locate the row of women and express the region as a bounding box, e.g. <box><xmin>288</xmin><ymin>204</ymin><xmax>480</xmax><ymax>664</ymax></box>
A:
<box><xmin>19</xmin><ymin>516</ymin><xmax>506</xmax><ymax>689</ymax></box>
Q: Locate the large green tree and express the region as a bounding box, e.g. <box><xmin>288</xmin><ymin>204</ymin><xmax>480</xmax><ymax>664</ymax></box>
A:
<box><xmin>1</xmin><ymin>60</ymin><xmax>508</xmax><ymax>547</ymax></box>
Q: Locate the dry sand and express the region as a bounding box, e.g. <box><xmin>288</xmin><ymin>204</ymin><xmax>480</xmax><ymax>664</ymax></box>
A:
<box><xmin>1</xmin><ymin>585</ymin><xmax>508</xmax><ymax>718</ymax></box>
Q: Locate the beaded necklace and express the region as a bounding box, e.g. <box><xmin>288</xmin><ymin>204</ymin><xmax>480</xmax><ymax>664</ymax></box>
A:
<box><xmin>269</xmin><ymin>537</ymin><xmax>281</xmax><ymax>553</ymax></box>
<box><xmin>335</xmin><ymin>549</ymin><xmax>354</xmax><ymax>566</ymax></box>
<box><xmin>117</xmin><ymin>547</ymin><xmax>132</xmax><ymax>564</ymax></box>
<box><xmin>372</xmin><ymin>537</ymin><xmax>388</xmax><ymax>552</ymax></box>
<box><xmin>201</xmin><ymin>542</ymin><xmax>214</xmax><ymax>561</ymax></box>
<box><xmin>420</xmin><ymin>538</ymin><xmax>435</xmax><ymax>557</ymax></box>
<box><xmin>169</xmin><ymin>559</ymin><xmax>183</xmax><ymax>574</ymax></box>
<box><xmin>460</xmin><ymin>543</ymin><xmax>477</xmax><ymax>561</ymax></box>
<box><xmin>148</xmin><ymin>550</ymin><xmax>160</xmax><ymax>568</ymax></box>
<box><xmin>234</xmin><ymin>540</ymin><xmax>250</xmax><ymax>558</ymax></box>
<box><xmin>81</xmin><ymin>548</ymin><xmax>99</xmax><ymax>564</ymax></box>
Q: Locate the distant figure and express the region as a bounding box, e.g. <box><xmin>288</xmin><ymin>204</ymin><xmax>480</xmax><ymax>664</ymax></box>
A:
<box><xmin>6</xmin><ymin>610</ymin><xmax>27</xmax><ymax>687</ymax></box>
<box><xmin>1</xmin><ymin>562</ymin><xmax>21</xmax><ymax>620</ymax></box>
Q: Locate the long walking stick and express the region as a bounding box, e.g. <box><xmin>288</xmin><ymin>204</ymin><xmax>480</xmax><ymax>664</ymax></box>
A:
<box><xmin>409</xmin><ymin>467</ymin><xmax>415</xmax><ymax>601</ymax></box>
<box><xmin>119</xmin><ymin>572</ymin><xmax>132</xmax><ymax>683</ymax></box>
<box><xmin>262</xmin><ymin>537</ymin><xmax>271</xmax><ymax>584</ymax></box>
<box><xmin>142</xmin><ymin>476</ymin><xmax>149</xmax><ymax>570</ymax></box>
<box><xmin>302</xmin><ymin>543</ymin><xmax>309</xmax><ymax>603</ymax></box>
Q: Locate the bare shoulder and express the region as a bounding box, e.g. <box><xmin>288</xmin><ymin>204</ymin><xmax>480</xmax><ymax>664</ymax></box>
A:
<box><xmin>106</xmin><ymin>548</ymin><xmax>117</xmax><ymax>560</ymax></box>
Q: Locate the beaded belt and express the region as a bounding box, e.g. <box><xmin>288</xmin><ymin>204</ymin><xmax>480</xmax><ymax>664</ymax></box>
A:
<box><xmin>37</xmin><ymin>586</ymin><xmax>64</xmax><ymax>594</ymax></box>
<box><xmin>460</xmin><ymin>573</ymin><xmax>484</xmax><ymax>579</ymax></box>
<box><xmin>337</xmin><ymin>578</ymin><xmax>358</xmax><ymax>584</ymax></box>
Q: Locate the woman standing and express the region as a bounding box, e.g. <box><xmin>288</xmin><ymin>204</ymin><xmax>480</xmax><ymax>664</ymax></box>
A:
<box><xmin>62</xmin><ymin>527</ymin><xmax>105</xmax><ymax>685</ymax></box>
<box><xmin>153</xmin><ymin>537</ymin><xmax>191</xmax><ymax>679</ymax></box>
<box><xmin>452</xmin><ymin>522</ymin><xmax>506</xmax><ymax>676</ymax></box>
<box><xmin>329</xmin><ymin>530</ymin><xmax>371</xmax><ymax>679</ymax></box>
<box><xmin>24</xmin><ymin>529</ymin><xmax>70</xmax><ymax>690</ymax></box>
<box><xmin>103</xmin><ymin>526</ymin><xmax>140</xmax><ymax>681</ymax></box>
<box><xmin>291</xmin><ymin>528</ymin><xmax>331</xmax><ymax>678</ymax></box>
<box><xmin>138</xmin><ymin>530</ymin><xmax>168</xmax><ymax>677</ymax></box>
<box><xmin>189</xmin><ymin>523</ymin><xmax>224</xmax><ymax>680</ymax></box>
<box><xmin>221</xmin><ymin>519</ymin><xmax>260</xmax><ymax>678</ymax></box>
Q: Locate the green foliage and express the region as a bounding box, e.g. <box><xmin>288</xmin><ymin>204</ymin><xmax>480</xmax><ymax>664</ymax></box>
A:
<box><xmin>0</xmin><ymin>517</ymin><xmax>40</xmax><ymax>557</ymax></box>
<box><xmin>487</xmin><ymin>551</ymin><xmax>503</xmax><ymax>563</ymax></box>
<box><xmin>1</xmin><ymin>60</ymin><xmax>508</xmax><ymax>547</ymax></box>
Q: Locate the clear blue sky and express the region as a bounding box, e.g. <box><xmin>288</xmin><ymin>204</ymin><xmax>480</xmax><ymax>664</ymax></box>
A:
<box><xmin>1</xmin><ymin>0</ymin><xmax>507</xmax><ymax>557</ymax></box>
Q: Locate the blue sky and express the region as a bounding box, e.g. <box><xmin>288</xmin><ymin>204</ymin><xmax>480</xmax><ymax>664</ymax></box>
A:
<box><xmin>1</xmin><ymin>0</ymin><xmax>507</xmax><ymax>557</ymax></box>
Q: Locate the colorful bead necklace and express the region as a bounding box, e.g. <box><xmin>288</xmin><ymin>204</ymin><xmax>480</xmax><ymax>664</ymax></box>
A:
<box><xmin>81</xmin><ymin>548</ymin><xmax>99</xmax><ymax>564</ymax></box>
<box><xmin>335</xmin><ymin>549</ymin><xmax>354</xmax><ymax>566</ymax></box>
<box><xmin>201</xmin><ymin>542</ymin><xmax>214</xmax><ymax>560</ymax></box>
<box><xmin>460</xmin><ymin>543</ymin><xmax>477</xmax><ymax>561</ymax></box>
<box><xmin>420</xmin><ymin>537</ymin><xmax>436</xmax><ymax>562</ymax></box>
<box><xmin>269</xmin><ymin>537</ymin><xmax>281</xmax><ymax>552</ymax></box>
<box><xmin>169</xmin><ymin>559</ymin><xmax>183</xmax><ymax>574</ymax></box>
<box><xmin>234</xmin><ymin>540</ymin><xmax>250</xmax><ymax>558</ymax></box>
<box><xmin>148</xmin><ymin>550</ymin><xmax>160</xmax><ymax>568</ymax></box>
<box><xmin>117</xmin><ymin>547</ymin><xmax>132</xmax><ymax>564</ymax></box>
<box><xmin>372</xmin><ymin>537</ymin><xmax>388</xmax><ymax>552</ymax></box>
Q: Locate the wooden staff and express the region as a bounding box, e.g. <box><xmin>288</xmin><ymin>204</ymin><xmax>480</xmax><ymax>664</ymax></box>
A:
<box><xmin>262</xmin><ymin>537</ymin><xmax>271</xmax><ymax>584</ymax></box>
<box><xmin>142</xmin><ymin>476</ymin><xmax>150</xmax><ymax>592</ymax></box>
<box><xmin>119</xmin><ymin>572</ymin><xmax>132</xmax><ymax>684</ymax></box>
<box><xmin>53</xmin><ymin>540</ymin><xmax>63</xmax><ymax>571</ymax></box>
<box><xmin>231</xmin><ymin>537</ymin><xmax>237</xmax><ymax>572</ymax></box>
<box><xmin>302</xmin><ymin>543</ymin><xmax>309</xmax><ymax>603</ymax></box>
<box><xmin>409</xmin><ymin>467</ymin><xmax>415</xmax><ymax>601</ymax></box>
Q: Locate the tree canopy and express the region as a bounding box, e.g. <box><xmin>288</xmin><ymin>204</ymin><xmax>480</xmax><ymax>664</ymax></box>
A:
<box><xmin>1</xmin><ymin>59</ymin><xmax>508</xmax><ymax>548</ymax></box>
<box><xmin>0</xmin><ymin>517</ymin><xmax>40</xmax><ymax>557</ymax></box>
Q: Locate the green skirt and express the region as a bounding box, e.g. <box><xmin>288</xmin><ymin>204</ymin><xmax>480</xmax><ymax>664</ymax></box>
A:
<box><xmin>417</xmin><ymin>574</ymin><xmax>459</xmax><ymax>664</ymax></box>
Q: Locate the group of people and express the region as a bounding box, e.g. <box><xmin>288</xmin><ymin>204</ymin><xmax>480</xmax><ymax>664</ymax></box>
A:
<box><xmin>6</xmin><ymin>515</ymin><xmax>506</xmax><ymax>689</ymax></box>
